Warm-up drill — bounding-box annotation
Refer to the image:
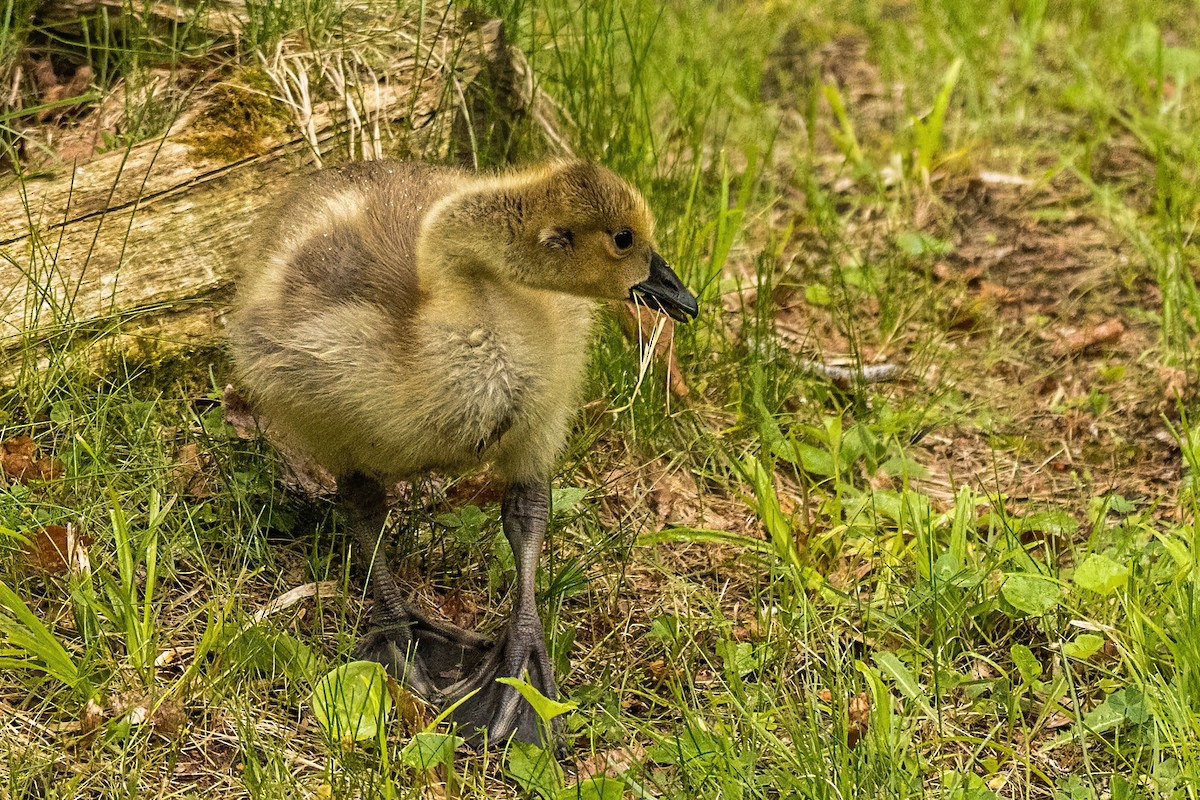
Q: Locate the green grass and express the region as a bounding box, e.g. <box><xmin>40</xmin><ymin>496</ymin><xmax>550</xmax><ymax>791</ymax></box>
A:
<box><xmin>3</xmin><ymin>0</ymin><xmax>1200</xmax><ymax>797</ymax></box>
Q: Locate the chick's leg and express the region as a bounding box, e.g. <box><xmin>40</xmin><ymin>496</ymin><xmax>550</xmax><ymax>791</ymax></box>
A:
<box><xmin>446</xmin><ymin>481</ymin><xmax>560</xmax><ymax>748</ymax></box>
<box><xmin>343</xmin><ymin>473</ymin><xmax>492</xmax><ymax>697</ymax></box>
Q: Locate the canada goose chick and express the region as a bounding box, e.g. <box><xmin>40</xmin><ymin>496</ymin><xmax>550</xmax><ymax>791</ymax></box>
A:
<box><xmin>229</xmin><ymin>159</ymin><xmax>697</xmax><ymax>749</ymax></box>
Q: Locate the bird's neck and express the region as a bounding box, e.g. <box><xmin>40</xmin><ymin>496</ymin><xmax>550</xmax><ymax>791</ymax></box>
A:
<box><xmin>417</xmin><ymin>177</ymin><xmax>533</xmax><ymax>286</ymax></box>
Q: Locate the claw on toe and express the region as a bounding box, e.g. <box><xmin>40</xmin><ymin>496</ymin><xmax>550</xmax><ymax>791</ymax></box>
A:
<box><xmin>448</xmin><ymin>677</ymin><xmax>559</xmax><ymax>748</ymax></box>
<box><xmin>356</xmin><ymin>610</ymin><xmax>563</xmax><ymax>750</ymax></box>
<box><xmin>438</xmin><ymin>624</ymin><xmax>563</xmax><ymax>750</ymax></box>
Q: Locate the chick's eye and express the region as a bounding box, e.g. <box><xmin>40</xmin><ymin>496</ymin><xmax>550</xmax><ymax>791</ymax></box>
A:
<box><xmin>613</xmin><ymin>229</ymin><xmax>634</xmax><ymax>251</ymax></box>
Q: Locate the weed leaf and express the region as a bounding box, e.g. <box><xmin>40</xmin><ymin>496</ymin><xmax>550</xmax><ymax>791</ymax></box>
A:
<box><xmin>399</xmin><ymin>731</ymin><xmax>462</xmax><ymax>770</ymax></box>
<box><xmin>551</xmin><ymin>487</ymin><xmax>588</xmax><ymax>515</ymax></box>
<box><xmin>1073</xmin><ymin>554</ymin><xmax>1128</xmax><ymax>595</ymax></box>
<box><xmin>1000</xmin><ymin>574</ymin><xmax>1062</xmax><ymax>616</ymax></box>
<box><xmin>0</xmin><ymin>580</ymin><xmax>91</xmax><ymax>698</ymax></box>
<box><xmin>1010</xmin><ymin>644</ymin><xmax>1042</xmax><ymax>684</ymax></box>
<box><xmin>873</xmin><ymin>652</ymin><xmax>936</xmax><ymax>717</ymax></box>
<box><xmin>560</xmin><ymin>776</ymin><xmax>625</xmax><ymax>800</ymax></box>
<box><xmin>506</xmin><ymin>740</ymin><xmax>563</xmax><ymax>799</ymax></box>
<box><xmin>495</xmin><ymin>676</ymin><xmax>578</xmax><ymax>722</ymax></box>
<box><xmin>310</xmin><ymin>661</ymin><xmax>391</xmax><ymax>743</ymax></box>
<box><xmin>1062</xmin><ymin>634</ymin><xmax>1105</xmax><ymax>660</ymax></box>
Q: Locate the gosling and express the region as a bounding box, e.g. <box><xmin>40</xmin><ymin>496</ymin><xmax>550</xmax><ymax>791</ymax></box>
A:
<box><xmin>228</xmin><ymin>159</ymin><xmax>698</xmax><ymax>748</ymax></box>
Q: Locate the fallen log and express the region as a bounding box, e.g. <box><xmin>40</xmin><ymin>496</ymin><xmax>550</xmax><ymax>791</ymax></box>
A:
<box><xmin>1</xmin><ymin>2</ymin><xmax>524</xmax><ymax>367</ymax></box>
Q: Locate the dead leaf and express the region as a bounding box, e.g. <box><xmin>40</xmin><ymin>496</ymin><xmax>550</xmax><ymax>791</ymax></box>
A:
<box><xmin>971</xmin><ymin>659</ymin><xmax>997</xmax><ymax>681</ymax></box>
<box><xmin>222</xmin><ymin>384</ymin><xmax>338</xmax><ymax>497</ymax></box>
<box><xmin>647</xmin><ymin>467</ymin><xmax>700</xmax><ymax>527</ymax></box>
<box><xmin>26</xmin><ymin>56</ymin><xmax>94</xmax><ymax>124</ymax></box>
<box><xmin>150</xmin><ymin>698</ymin><xmax>187</xmax><ymax>738</ymax></box>
<box><xmin>38</xmin><ymin>65</ymin><xmax>94</xmax><ymax>123</ymax></box>
<box><xmin>173</xmin><ymin>443</ymin><xmax>215</xmax><ymax>498</ymax></box>
<box><xmin>976</xmin><ymin>280</ymin><xmax>1019</xmax><ymax>303</ymax></box>
<box><xmin>440</xmin><ymin>471</ymin><xmax>505</xmax><ymax>508</ymax></box>
<box><xmin>798</xmin><ymin>360</ymin><xmax>900</xmax><ymax>389</ymax></box>
<box><xmin>23</xmin><ymin>524</ymin><xmax>93</xmax><ymax>576</ymax></box>
<box><xmin>110</xmin><ymin>694</ymin><xmax>149</xmax><ymax>726</ymax></box>
<box><xmin>251</xmin><ymin>581</ymin><xmax>340</xmax><ymax>623</ymax></box>
<box><xmin>731</xmin><ymin>618</ymin><xmax>761</xmax><ymax>642</ymax></box>
<box><xmin>1158</xmin><ymin>366</ymin><xmax>1188</xmax><ymax>400</ymax></box>
<box><xmin>1</xmin><ymin>435</ymin><xmax>36</xmax><ymax>480</ymax></box>
<box><xmin>154</xmin><ymin>648</ymin><xmax>179</xmax><ymax>668</ymax></box>
<box><xmin>575</xmin><ymin>744</ymin><xmax>645</xmax><ymax>781</ymax></box>
<box><xmin>1044</xmin><ymin>710</ymin><xmax>1073</xmax><ymax>730</ymax></box>
<box><xmin>105</xmin><ymin>692</ymin><xmax>185</xmax><ymax>738</ymax></box>
<box><xmin>978</xmin><ymin>170</ymin><xmax>1033</xmax><ymax>187</ymax></box>
<box><xmin>816</xmin><ymin>688</ymin><xmax>870</xmax><ymax>747</ymax></box>
<box><xmin>846</xmin><ymin>692</ymin><xmax>870</xmax><ymax>748</ymax></box>
<box><xmin>52</xmin><ymin>79</ymin><xmax>127</xmax><ymax>165</ymax></box>
<box><xmin>1049</xmin><ymin>318</ymin><xmax>1126</xmax><ymax>356</ymax></box>
<box><xmin>438</xmin><ymin>588</ymin><xmax>482</xmax><ymax>631</ymax></box>
<box><xmin>80</xmin><ymin>697</ymin><xmax>106</xmax><ymax>745</ymax></box>
<box><xmin>932</xmin><ymin>261</ymin><xmax>984</xmax><ymax>283</ymax></box>
<box><xmin>1</xmin><ymin>435</ymin><xmax>64</xmax><ymax>483</ymax></box>
<box><xmin>29</xmin><ymin>56</ymin><xmax>57</xmax><ymax>91</ymax></box>
<box><xmin>35</xmin><ymin>456</ymin><xmax>64</xmax><ymax>481</ymax></box>
<box><xmin>222</xmin><ymin>384</ymin><xmax>261</xmax><ymax>440</ymax></box>
<box><xmin>389</xmin><ymin>678</ymin><xmax>432</xmax><ymax>733</ymax></box>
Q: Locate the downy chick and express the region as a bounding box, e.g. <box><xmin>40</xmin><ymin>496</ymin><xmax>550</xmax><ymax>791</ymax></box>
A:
<box><xmin>229</xmin><ymin>159</ymin><xmax>698</xmax><ymax>747</ymax></box>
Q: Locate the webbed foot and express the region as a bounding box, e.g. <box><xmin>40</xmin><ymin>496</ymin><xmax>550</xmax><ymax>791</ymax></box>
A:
<box><xmin>355</xmin><ymin>602</ymin><xmax>493</xmax><ymax>696</ymax></box>
<box><xmin>356</xmin><ymin>607</ymin><xmax>562</xmax><ymax>752</ymax></box>
<box><xmin>443</xmin><ymin>615</ymin><xmax>561</xmax><ymax>751</ymax></box>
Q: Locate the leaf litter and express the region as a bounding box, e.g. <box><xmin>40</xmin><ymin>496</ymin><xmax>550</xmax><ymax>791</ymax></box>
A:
<box><xmin>22</xmin><ymin>523</ymin><xmax>93</xmax><ymax>576</ymax></box>
<box><xmin>1</xmin><ymin>435</ymin><xmax>64</xmax><ymax>484</ymax></box>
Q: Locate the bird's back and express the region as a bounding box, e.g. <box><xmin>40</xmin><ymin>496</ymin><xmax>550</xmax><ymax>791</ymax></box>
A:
<box><xmin>243</xmin><ymin>161</ymin><xmax>464</xmax><ymax>319</ymax></box>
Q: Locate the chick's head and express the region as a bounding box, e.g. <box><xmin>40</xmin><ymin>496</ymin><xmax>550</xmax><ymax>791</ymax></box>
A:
<box><xmin>519</xmin><ymin>162</ymin><xmax>659</xmax><ymax>296</ymax></box>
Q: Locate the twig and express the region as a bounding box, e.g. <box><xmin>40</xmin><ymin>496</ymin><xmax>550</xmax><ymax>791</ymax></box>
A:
<box><xmin>799</xmin><ymin>360</ymin><xmax>900</xmax><ymax>389</ymax></box>
<box><xmin>251</xmin><ymin>581</ymin><xmax>342</xmax><ymax>624</ymax></box>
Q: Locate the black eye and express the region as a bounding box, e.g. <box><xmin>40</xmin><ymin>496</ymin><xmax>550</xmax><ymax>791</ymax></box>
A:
<box><xmin>613</xmin><ymin>229</ymin><xmax>634</xmax><ymax>250</ymax></box>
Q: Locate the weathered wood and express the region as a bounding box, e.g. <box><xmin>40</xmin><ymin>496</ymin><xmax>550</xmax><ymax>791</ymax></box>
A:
<box><xmin>1</xmin><ymin>3</ymin><xmax>523</xmax><ymax>360</ymax></box>
<box><xmin>36</xmin><ymin>0</ymin><xmax>248</xmax><ymax>37</ymax></box>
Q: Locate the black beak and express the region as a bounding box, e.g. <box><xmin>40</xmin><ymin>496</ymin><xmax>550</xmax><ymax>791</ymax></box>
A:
<box><xmin>630</xmin><ymin>251</ymin><xmax>699</xmax><ymax>323</ymax></box>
